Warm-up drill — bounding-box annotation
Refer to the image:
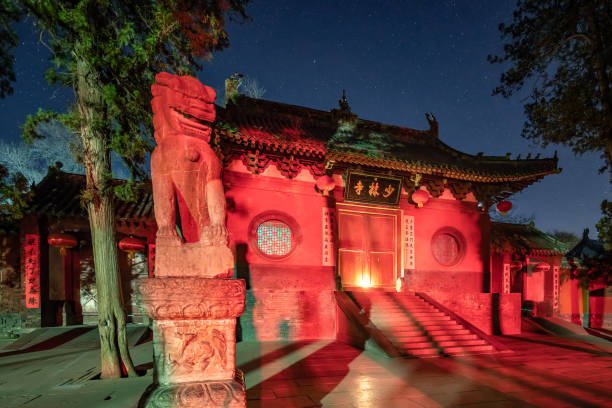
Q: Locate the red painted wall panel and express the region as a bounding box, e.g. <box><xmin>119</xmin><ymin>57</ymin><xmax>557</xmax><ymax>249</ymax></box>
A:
<box><xmin>225</xmin><ymin>168</ymin><xmax>336</xmax><ymax>340</ymax></box>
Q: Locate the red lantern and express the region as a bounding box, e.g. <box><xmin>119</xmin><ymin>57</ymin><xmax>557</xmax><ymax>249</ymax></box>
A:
<box><xmin>496</xmin><ymin>200</ymin><xmax>513</xmax><ymax>215</ymax></box>
<box><xmin>316</xmin><ymin>175</ymin><xmax>335</xmax><ymax>196</ymax></box>
<box><xmin>510</xmin><ymin>260</ymin><xmax>523</xmax><ymax>272</ymax></box>
<box><xmin>118</xmin><ymin>236</ymin><xmax>146</xmax><ymax>260</ymax></box>
<box><xmin>411</xmin><ymin>189</ymin><xmax>430</xmax><ymax>208</ymax></box>
<box><xmin>48</xmin><ymin>233</ymin><xmax>78</xmax><ymax>255</ymax></box>
<box><xmin>533</xmin><ymin>262</ymin><xmax>550</xmax><ymax>273</ymax></box>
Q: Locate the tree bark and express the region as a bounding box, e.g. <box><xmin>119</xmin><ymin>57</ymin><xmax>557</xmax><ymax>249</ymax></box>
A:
<box><xmin>76</xmin><ymin>44</ymin><xmax>137</xmax><ymax>379</ymax></box>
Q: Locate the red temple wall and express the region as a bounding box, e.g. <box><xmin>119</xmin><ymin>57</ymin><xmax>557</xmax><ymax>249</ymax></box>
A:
<box><xmin>489</xmin><ymin>252</ymin><xmax>510</xmax><ymax>294</ymax></box>
<box><xmin>398</xmin><ymin>196</ymin><xmax>490</xmax><ymax>294</ymax></box>
<box><xmin>224</xmin><ymin>164</ymin><xmax>336</xmax><ymax>341</ymax></box>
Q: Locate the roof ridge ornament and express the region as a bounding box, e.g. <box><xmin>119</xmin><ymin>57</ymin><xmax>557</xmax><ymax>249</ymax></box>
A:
<box><xmin>425</xmin><ymin>113</ymin><xmax>438</xmax><ymax>139</ymax></box>
<box><xmin>225</xmin><ymin>73</ymin><xmax>243</xmax><ymax>106</ymax></box>
<box><xmin>331</xmin><ymin>89</ymin><xmax>357</xmax><ymax>124</ymax></box>
<box><xmin>338</xmin><ymin>89</ymin><xmax>351</xmax><ymax>112</ymax></box>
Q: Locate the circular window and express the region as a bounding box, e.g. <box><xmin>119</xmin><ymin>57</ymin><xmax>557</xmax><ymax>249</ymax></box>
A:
<box><xmin>431</xmin><ymin>228</ymin><xmax>465</xmax><ymax>266</ymax></box>
<box><xmin>256</xmin><ymin>220</ymin><xmax>293</xmax><ymax>256</ymax></box>
<box><xmin>248</xmin><ymin>211</ymin><xmax>301</xmax><ymax>260</ymax></box>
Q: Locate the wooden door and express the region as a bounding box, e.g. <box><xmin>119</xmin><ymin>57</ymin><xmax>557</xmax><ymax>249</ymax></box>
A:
<box><xmin>338</xmin><ymin>209</ymin><xmax>397</xmax><ymax>287</ymax></box>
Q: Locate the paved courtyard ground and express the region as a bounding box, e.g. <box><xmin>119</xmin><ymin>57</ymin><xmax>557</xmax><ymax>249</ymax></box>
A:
<box><xmin>0</xmin><ymin>325</ymin><xmax>610</xmax><ymax>407</ymax></box>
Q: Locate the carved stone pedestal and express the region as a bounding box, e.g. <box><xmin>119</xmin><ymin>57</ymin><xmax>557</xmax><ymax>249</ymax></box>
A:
<box><xmin>138</xmin><ymin>277</ymin><xmax>246</xmax><ymax>408</ymax></box>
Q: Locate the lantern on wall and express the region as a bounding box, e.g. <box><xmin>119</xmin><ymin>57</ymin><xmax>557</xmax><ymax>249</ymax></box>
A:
<box><xmin>411</xmin><ymin>189</ymin><xmax>430</xmax><ymax>208</ymax></box>
<box><xmin>118</xmin><ymin>236</ymin><xmax>146</xmax><ymax>260</ymax></box>
<box><xmin>496</xmin><ymin>200</ymin><xmax>513</xmax><ymax>215</ymax></box>
<box><xmin>315</xmin><ymin>175</ymin><xmax>336</xmax><ymax>196</ymax></box>
<box><xmin>533</xmin><ymin>262</ymin><xmax>550</xmax><ymax>273</ymax></box>
<box><xmin>47</xmin><ymin>233</ymin><xmax>78</xmax><ymax>255</ymax></box>
<box><xmin>510</xmin><ymin>260</ymin><xmax>523</xmax><ymax>272</ymax></box>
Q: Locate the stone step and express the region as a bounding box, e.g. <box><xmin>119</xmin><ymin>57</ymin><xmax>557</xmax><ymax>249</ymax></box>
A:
<box><xmin>428</xmin><ymin>328</ymin><xmax>471</xmax><ymax>336</ymax></box>
<box><xmin>386</xmin><ymin>302</ymin><xmax>429</xmax><ymax>308</ymax></box>
<box><xmin>419</xmin><ymin>319</ymin><xmax>462</xmax><ymax>327</ymax></box>
<box><xmin>386</xmin><ymin>329</ymin><xmax>426</xmax><ymax>337</ymax></box>
<box><xmin>371</xmin><ymin>304</ymin><xmax>430</xmax><ymax>311</ymax></box>
<box><xmin>413</xmin><ymin>315</ymin><xmax>451</xmax><ymax>321</ymax></box>
<box><xmin>350</xmin><ymin>292</ymin><xmax>497</xmax><ymax>359</ymax></box>
<box><xmin>370</xmin><ymin>310</ymin><xmax>415</xmax><ymax>315</ymax></box>
<box><xmin>372</xmin><ymin>298</ymin><xmax>425</xmax><ymax>303</ymax></box>
<box><xmin>373</xmin><ymin>309</ymin><xmax>438</xmax><ymax>315</ymax></box>
<box><xmin>419</xmin><ymin>323</ymin><xmax>465</xmax><ymax>331</ymax></box>
<box><xmin>444</xmin><ymin>344</ymin><xmax>495</xmax><ymax>354</ymax></box>
<box><xmin>393</xmin><ymin>341</ymin><xmax>436</xmax><ymax>349</ymax></box>
<box><xmin>395</xmin><ymin>299</ymin><xmax>428</xmax><ymax>305</ymax></box>
<box><xmin>400</xmin><ymin>347</ymin><xmax>440</xmax><ymax>356</ymax></box>
<box><xmin>410</xmin><ymin>312</ymin><xmax>446</xmax><ymax>317</ymax></box>
<box><xmin>437</xmin><ymin>339</ymin><xmax>487</xmax><ymax>347</ymax></box>
<box><xmin>371</xmin><ymin>305</ymin><xmax>436</xmax><ymax>310</ymax></box>
<box><xmin>431</xmin><ymin>334</ymin><xmax>478</xmax><ymax>341</ymax></box>
<box><xmin>388</xmin><ymin>335</ymin><xmax>430</xmax><ymax>343</ymax></box>
<box><xmin>376</xmin><ymin>319</ymin><xmax>417</xmax><ymax>327</ymax></box>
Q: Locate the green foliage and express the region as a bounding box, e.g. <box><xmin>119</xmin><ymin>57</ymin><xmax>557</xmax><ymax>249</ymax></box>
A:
<box><xmin>22</xmin><ymin>109</ymin><xmax>61</xmax><ymax>144</ymax></box>
<box><xmin>596</xmin><ymin>200</ymin><xmax>612</xmax><ymax>251</ymax></box>
<box><xmin>113</xmin><ymin>181</ymin><xmax>136</xmax><ymax>203</ymax></box>
<box><xmin>0</xmin><ymin>163</ymin><xmax>33</xmax><ymax>225</ymax></box>
<box><xmin>4</xmin><ymin>0</ymin><xmax>250</xmax><ymax>186</ymax></box>
<box><xmin>216</xmin><ymin>121</ymin><xmax>239</xmax><ymax>134</ymax></box>
<box><xmin>490</xmin><ymin>0</ymin><xmax>612</xmax><ymax>181</ymax></box>
<box><xmin>572</xmin><ymin>253</ymin><xmax>612</xmax><ymax>288</ymax></box>
<box><xmin>0</xmin><ymin>0</ymin><xmax>20</xmax><ymax>98</ymax></box>
<box><xmin>566</xmin><ymin>200</ymin><xmax>612</xmax><ymax>288</ymax></box>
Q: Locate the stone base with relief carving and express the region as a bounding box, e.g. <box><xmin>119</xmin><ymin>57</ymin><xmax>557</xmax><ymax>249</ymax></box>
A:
<box><xmin>141</xmin><ymin>371</ymin><xmax>246</xmax><ymax>408</ymax></box>
<box><xmin>138</xmin><ymin>277</ymin><xmax>246</xmax><ymax>408</ymax></box>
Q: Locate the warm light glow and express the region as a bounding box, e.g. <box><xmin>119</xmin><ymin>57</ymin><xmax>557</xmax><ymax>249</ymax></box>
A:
<box><xmin>396</xmin><ymin>277</ymin><xmax>403</xmax><ymax>292</ymax></box>
<box><xmin>358</xmin><ymin>277</ymin><xmax>372</xmax><ymax>288</ymax></box>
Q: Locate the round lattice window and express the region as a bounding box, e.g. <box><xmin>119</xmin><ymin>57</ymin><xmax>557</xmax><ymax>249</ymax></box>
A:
<box><xmin>256</xmin><ymin>220</ymin><xmax>293</xmax><ymax>256</ymax></box>
<box><xmin>431</xmin><ymin>230</ymin><xmax>464</xmax><ymax>266</ymax></box>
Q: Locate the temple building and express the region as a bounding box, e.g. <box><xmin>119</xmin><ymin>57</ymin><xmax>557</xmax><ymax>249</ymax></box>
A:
<box><xmin>6</xmin><ymin>88</ymin><xmax>609</xmax><ymax>355</ymax></box>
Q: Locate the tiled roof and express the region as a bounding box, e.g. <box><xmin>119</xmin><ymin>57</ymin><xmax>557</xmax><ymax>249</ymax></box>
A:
<box><xmin>566</xmin><ymin>229</ymin><xmax>606</xmax><ymax>261</ymax></box>
<box><xmin>29</xmin><ymin>169</ymin><xmax>154</xmax><ymax>221</ymax></box>
<box><xmin>491</xmin><ymin>222</ymin><xmax>569</xmax><ymax>256</ymax></box>
<box><xmin>216</xmin><ymin>98</ymin><xmax>328</xmax><ymax>157</ymax></box>
<box><xmin>216</xmin><ymin>96</ymin><xmax>560</xmax><ymax>183</ymax></box>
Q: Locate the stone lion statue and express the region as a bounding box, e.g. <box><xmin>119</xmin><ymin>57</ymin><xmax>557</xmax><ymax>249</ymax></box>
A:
<box><xmin>150</xmin><ymin>72</ymin><xmax>233</xmax><ymax>278</ymax></box>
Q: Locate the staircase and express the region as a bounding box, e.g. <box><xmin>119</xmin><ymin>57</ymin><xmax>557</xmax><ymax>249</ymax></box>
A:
<box><xmin>349</xmin><ymin>291</ymin><xmax>497</xmax><ymax>357</ymax></box>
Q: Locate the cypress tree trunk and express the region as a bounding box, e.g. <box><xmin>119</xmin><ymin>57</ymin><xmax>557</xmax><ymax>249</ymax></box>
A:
<box><xmin>77</xmin><ymin>47</ymin><xmax>137</xmax><ymax>379</ymax></box>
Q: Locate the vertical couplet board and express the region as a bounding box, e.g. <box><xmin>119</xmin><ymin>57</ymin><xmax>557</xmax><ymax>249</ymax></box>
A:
<box><xmin>503</xmin><ymin>263</ymin><xmax>511</xmax><ymax>294</ymax></box>
<box><xmin>24</xmin><ymin>234</ymin><xmax>40</xmax><ymax>308</ymax></box>
<box><xmin>322</xmin><ymin>208</ymin><xmax>336</xmax><ymax>266</ymax></box>
<box><xmin>403</xmin><ymin>215</ymin><xmax>415</xmax><ymax>270</ymax></box>
<box><xmin>148</xmin><ymin>243</ymin><xmax>156</xmax><ymax>278</ymax></box>
<box><xmin>553</xmin><ymin>266</ymin><xmax>559</xmax><ymax>312</ymax></box>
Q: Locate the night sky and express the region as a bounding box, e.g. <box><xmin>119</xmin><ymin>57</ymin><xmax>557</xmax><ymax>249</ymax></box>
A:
<box><xmin>0</xmin><ymin>0</ymin><xmax>609</xmax><ymax>237</ymax></box>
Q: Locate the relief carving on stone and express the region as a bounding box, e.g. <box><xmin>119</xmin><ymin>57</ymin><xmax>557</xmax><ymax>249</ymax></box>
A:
<box><xmin>145</xmin><ymin>373</ymin><xmax>245</xmax><ymax>408</ymax></box>
<box><xmin>138</xmin><ymin>277</ymin><xmax>246</xmax><ymax>320</ymax></box>
<box><xmin>154</xmin><ymin>320</ymin><xmax>236</xmax><ymax>384</ymax></box>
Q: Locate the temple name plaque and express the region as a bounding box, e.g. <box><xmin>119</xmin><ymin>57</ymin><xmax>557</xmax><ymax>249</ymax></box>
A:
<box><xmin>344</xmin><ymin>171</ymin><xmax>402</xmax><ymax>206</ymax></box>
